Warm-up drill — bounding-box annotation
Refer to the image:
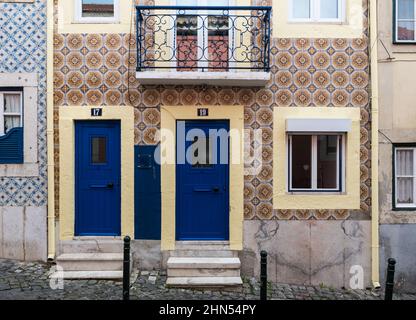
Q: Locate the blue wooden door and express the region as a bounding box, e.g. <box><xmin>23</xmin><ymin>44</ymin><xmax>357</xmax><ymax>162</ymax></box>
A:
<box><xmin>75</xmin><ymin>121</ymin><xmax>121</xmax><ymax>236</ymax></box>
<box><xmin>176</xmin><ymin>120</ymin><xmax>229</xmax><ymax>240</ymax></box>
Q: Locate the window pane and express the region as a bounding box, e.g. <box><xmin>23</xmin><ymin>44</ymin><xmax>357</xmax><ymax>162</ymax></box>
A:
<box><xmin>4</xmin><ymin>94</ymin><xmax>21</xmax><ymax>113</ymax></box>
<box><xmin>397</xmin><ymin>177</ymin><xmax>414</xmax><ymax>204</ymax></box>
<box><xmin>82</xmin><ymin>0</ymin><xmax>114</xmax><ymax>18</ymax></box>
<box><xmin>320</xmin><ymin>0</ymin><xmax>339</xmax><ymax>19</ymax></box>
<box><xmin>396</xmin><ymin>149</ymin><xmax>414</xmax><ymax>175</ymax></box>
<box><xmin>398</xmin><ymin>0</ymin><xmax>415</xmax><ymax>19</ymax></box>
<box><xmin>191</xmin><ymin>136</ymin><xmax>213</xmax><ymax>168</ymax></box>
<box><xmin>293</xmin><ymin>0</ymin><xmax>311</xmax><ymax>19</ymax></box>
<box><xmin>91</xmin><ymin>137</ymin><xmax>107</xmax><ymax>164</ymax></box>
<box><xmin>4</xmin><ymin>116</ymin><xmax>21</xmax><ymax>133</ymax></box>
<box><xmin>176</xmin><ymin>15</ymin><xmax>198</xmax><ymax>70</ymax></box>
<box><xmin>291</xmin><ymin>135</ymin><xmax>312</xmax><ymax>189</ymax></box>
<box><xmin>208</xmin><ymin>15</ymin><xmax>229</xmax><ymax>70</ymax></box>
<box><xmin>397</xmin><ymin>21</ymin><xmax>415</xmax><ymax>40</ymax></box>
<box><xmin>317</xmin><ymin>135</ymin><xmax>338</xmax><ymax>189</ymax></box>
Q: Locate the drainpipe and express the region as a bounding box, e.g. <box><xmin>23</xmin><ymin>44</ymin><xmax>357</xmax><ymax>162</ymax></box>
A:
<box><xmin>46</xmin><ymin>0</ymin><xmax>56</xmax><ymax>261</ymax></box>
<box><xmin>369</xmin><ymin>0</ymin><xmax>380</xmax><ymax>289</ymax></box>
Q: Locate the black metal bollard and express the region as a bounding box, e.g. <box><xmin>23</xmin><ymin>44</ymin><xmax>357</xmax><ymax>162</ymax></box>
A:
<box><xmin>260</xmin><ymin>250</ymin><xmax>268</xmax><ymax>301</ymax></box>
<box><xmin>385</xmin><ymin>258</ymin><xmax>396</xmax><ymax>301</ymax></box>
<box><xmin>123</xmin><ymin>236</ymin><xmax>131</xmax><ymax>301</ymax></box>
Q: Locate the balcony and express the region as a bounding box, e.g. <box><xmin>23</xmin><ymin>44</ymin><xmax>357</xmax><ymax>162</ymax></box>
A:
<box><xmin>136</xmin><ymin>5</ymin><xmax>271</xmax><ymax>87</ymax></box>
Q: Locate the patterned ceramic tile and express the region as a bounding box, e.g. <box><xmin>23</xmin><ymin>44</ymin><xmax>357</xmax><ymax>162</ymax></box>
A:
<box><xmin>0</xmin><ymin>0</ymin><xmax>47</xmax><ymax>207</ymax></box>
<box><xmin>53</xmin><ymin>0</ymin><xmax>371</xmax><ymax>220</ymax></box>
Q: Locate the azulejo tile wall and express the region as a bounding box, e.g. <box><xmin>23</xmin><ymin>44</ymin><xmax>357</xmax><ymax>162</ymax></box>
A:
<box><xmin>53</xmin><ymin>0</ymin><xmax>371</xmax><ymax>220</ymax></box>
<box><xmin>0</xmin><ymin>0</ymin><xmax>47</xmax><ymax>206</ymax></box>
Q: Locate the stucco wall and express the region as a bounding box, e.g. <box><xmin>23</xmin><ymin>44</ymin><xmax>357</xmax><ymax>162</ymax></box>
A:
<box><xmin>0</xmin><ymin>0</ymin><xmax>47</xmax><ymax>261</ymax></box>
<box><xmin>377</xmin><ymin>1</ymin><xmax>416</xmax><ymax>224</ymax></box>
<box><xmin>380</xmin><ymin>224</ymin><xmax>416</xmax><ymax>293</ymax></box>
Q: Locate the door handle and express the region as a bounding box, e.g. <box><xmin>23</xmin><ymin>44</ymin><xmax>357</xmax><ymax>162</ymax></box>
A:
<box><xmin>212</xmin><ymin>187</ymin><xmax>220</xmax><ymax>192</ymax></box>
<box><xmin>90</xmin><ymin>183</ymin><xmax>114</xmax><ymax>189</ymax></box>
<box><xmin>194</xmin><ymin>188</ymin><xmax>211</xmax><ymax>192</ymax></box>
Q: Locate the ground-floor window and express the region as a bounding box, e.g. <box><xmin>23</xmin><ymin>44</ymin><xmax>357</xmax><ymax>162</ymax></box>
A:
<box><xmin>288</xmin><ymin>134</ymin><xmax>344</xmax><ymax>192</ymax></box>
<box><xmin>394</xmin><ymin>146</ymin><xmax>416</xmax><ymax>209</ymax></box>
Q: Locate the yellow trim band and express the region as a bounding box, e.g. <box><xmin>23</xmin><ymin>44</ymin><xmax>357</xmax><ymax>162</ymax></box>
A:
<box><xmin>160</xmin><ymin>105</ymin><xmax>244</xmax><ymax>251</ymax></box>
<box><xmin>59</xmin><ymin>106</ymin><xmax>135</xmax><ymax>240</ymax></box>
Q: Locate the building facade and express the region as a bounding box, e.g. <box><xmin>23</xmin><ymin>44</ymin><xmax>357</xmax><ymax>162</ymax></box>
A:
<box><xmin>52</xmin><ymin>0</ymin><xmax>374</xmax><ymax>288</ymax></box>
<box><xmin>0</xmin><ymin>0</ymin><xmax>48</xmax><ymax>261</ymax></box>
<box><xmin>378</xmin><ymin>0</ymin><xmax>416</xmax><ymax>292</ymax></box>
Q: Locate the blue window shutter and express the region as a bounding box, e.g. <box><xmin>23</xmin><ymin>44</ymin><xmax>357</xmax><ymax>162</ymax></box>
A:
<box><xmin>0</xmin><ymin>127</ymin><xmax>24</xmax><ymax>164</ymax></box>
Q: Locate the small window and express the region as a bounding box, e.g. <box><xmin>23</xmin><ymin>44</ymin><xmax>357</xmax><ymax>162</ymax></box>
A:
<box><xmin>394</xmin><ymin>146</ymin><xmax>416</xmax><ymax>208</ymax></box>
<box><xmin>289</xmin><ymin>134</ymin><xmax>343</xmax><ymax>192</ymax></box>
<box><xmin>290</xmin><ymin>0</ymin><xmax>344</xmax><ymax>22</ymax></box>
<box><xmin>91</xmin><ymin>136</ymin><xmax>107</xmax><ymax>164</ymax></box>
<box><xmin>75</xmin><ymin>0</ymin><xmax>119</xmax><ymax>23</ymax></box>
<box><xmin>190</xmin><ymin>136</ymin><xmax>213</xmax><ymax>168</ymax></box>
<box><xmin>0</xmin><ymin>91</ymin><xmax>23</xmax><ymax>136</ymax></box>
<box><xmin>394</xmin><ymin>0</ymin><xmax>416</xmax><ymax>43</ymax></box>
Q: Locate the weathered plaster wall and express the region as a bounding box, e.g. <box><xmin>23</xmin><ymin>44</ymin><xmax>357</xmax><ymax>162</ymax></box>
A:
<box><xmin>0</xmin><ymin>0</ymin><xmax>47</xmax><ymax>261</ymax></box>
<box><xmin>376</xmin><ymin>0</ymin><xmax>416</xmax><ymax>292</ymax></box>
<box><xmin>241</xmin><ymin>220</ymin><xmax>372</xmax><ymax>288</ymax></box>
<box><xmin>380</xmin><ymin>225</ymin><xmax>416</xmax><ymax>293</ymax></box>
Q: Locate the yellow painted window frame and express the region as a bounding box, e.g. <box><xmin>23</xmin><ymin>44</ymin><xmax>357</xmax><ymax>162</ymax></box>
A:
<box><xmin>272</xmin><ymin>0</ymin><xmax>364</xmax><ymax>38</ymax></box>
<box><xmin>273</xmin><ymin>107</ymin><xmax>361</xmax><ymax>210</ymax></box>
<box><xmin>57</xmin><ymin>0</ymin><xmax>133</xmax><ymax>33</ymax></box>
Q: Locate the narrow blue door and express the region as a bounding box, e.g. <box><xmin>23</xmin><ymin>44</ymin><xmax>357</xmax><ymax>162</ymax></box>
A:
<box><xmin>75</xmin><ymin>121</ymin><xmax>121</xmax><ymax>236</ymax></box>
<box><xmin>176</xmin><ymin>120</ymin><xmax>229</xmax><ymax>240</ymax></box>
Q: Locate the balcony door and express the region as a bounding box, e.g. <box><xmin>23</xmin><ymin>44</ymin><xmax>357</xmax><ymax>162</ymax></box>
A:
<box><xmin>176</xmin><ymin>0</ymin><xmax>232</xmax><ymax>71</ymax></box>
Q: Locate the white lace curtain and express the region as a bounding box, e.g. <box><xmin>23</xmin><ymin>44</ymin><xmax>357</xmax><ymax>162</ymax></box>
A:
<box><xmin>396</xmin><ymin>149</ymin><xmax>414</xmax><ymax>204</ymax></box>
<box><xmin>3</xmin><ymin>94</ymin><xmax>21</xmax><ymax>134</ymax></box>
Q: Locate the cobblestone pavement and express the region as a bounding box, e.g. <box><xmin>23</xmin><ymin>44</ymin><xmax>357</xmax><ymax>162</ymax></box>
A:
<box><xmin>0</xmin><ymin>259</ymin><xmax>415</xmax><ymax>300</ymax></box>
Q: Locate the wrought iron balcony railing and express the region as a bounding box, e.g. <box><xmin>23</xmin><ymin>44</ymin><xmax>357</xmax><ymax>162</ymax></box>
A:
<box><xmin>136</xmin><ymin>5</ymin><xmax>271</xmax><ymax>72</ymax></box>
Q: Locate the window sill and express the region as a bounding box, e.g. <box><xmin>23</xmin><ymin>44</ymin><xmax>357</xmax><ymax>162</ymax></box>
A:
<box><xmin>286</xmin><ymin>191</ymin><xmax>345</xmax><ymax>196</ymax></box>
<box><xmin>287</xmin><ymin>20</ymin><xmax>345</xmax><ymax>25</ymax></box>
<box><xmin>72</xmin><ymin>20</ymin><xmax>120</xmax><ymax>25</ymax></box>
<box><xmin>0</xmin><ymin>163</ymin><xmax>39</xmax><ymax>177</ymax></box>
<box><xmin>136</xmin><ymin>71</ymin><xmax>271</xmax><ymax>87</ymax></box>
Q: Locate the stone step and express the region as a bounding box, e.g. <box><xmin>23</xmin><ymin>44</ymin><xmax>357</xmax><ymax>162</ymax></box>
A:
<box><xmin>166</xmin><ymin>276</ymin><xmax>243</xmax><ymax>287</ymax></box>
<box><xmin>168</xmin><ymin>268</ymin><xmax>240</xmax><ymax>277</ymax></box>
<box><xmin>50</xmin><ymin>270</ymin><xmax>123</xmax><ymax>280</ymax></box>
<box><xmin>167</xmin><ymin>257</ymin><xmax>241</xmax><ymax>269</ymax></box>
<box><xmin>56</xmin><ymin>253</ymin><xmax>123</xmax><ymax>271</ymax></box>
<box><xmin>175</xmin><ymin>241</ymin><xmax>230</xmax><ymax>251</ymax></box>
<box><xmin>59</xmin><ymin>239</ymin><xmax>123</xmax><ymax>254</ymax></box>
<box><xmin>169</xmin><ymin>250</ymin><xmax>237</xmax><ymax>258</ymax></box>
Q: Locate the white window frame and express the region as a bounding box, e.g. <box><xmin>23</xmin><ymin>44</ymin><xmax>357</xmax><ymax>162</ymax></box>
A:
<box><xmin>288</xmin><ymin>133</ymin><xmax>345</xmax><ymax>192</ymax></box>
<box><xmin>394</xmin><ymin>0</ymin><xmax>416</xmax><ymax>43</ymax></box>
<box><xmin>289</xmin><ymin>0</ymin><xmax>345</xmax><ymax>23</ymax></box>
<box><xmin>0</xmin><ymin>73</ymin><xmax>39</xmax><ymax>177</ymax></box>
<box><xmin>0</xmin><ymin>91</ymin><xmax>23</xmax><ymax>136</ymax></box>
<box><xmin>74</xmin><ymin>0</ymin><xmax>120</xmax><ymax>24</ymax></box>
<box><xmin>394</xmin><ymin>147</ymin><xmax>416</xmax><ymax>208</ymax></box>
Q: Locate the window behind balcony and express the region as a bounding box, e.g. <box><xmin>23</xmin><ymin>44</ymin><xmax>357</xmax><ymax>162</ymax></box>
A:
<box><xmin>175</xmin><ymin>0</ymin><xmax>230</xmax><ymax>71</ymax></box>
<box><xmin>394</xmin><ymin>0</ymin><xmax>416</xmax><ymax>43</ymax></box>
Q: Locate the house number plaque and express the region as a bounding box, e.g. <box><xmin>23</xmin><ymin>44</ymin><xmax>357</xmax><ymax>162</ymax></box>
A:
<box><xmin>197</xmin><ymin>108</ymin><xmax>209</xmax><ymax>117</ymax></box>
